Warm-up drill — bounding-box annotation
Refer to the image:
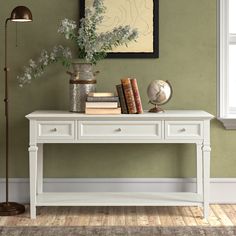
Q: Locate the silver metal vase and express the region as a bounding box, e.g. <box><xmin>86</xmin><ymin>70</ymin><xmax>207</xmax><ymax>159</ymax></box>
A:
<box><xmin>69</xmin><ymin>62</ymin><xmax>97</xmax><ymax>113</ymax></box>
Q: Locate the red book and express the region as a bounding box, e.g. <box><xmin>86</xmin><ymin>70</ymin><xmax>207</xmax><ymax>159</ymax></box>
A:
<box><xmin>121</xmin><ymin>78</ymin><xmax>137</xmax><ymax>114</ymax></box>
<box><xmin>131</xmin><ymin>78</ymin><xmax>143</xmax><ymax>114</ymax></box>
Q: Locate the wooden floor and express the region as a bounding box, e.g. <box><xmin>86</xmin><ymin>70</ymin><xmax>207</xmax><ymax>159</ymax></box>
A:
<box><xmin>1</xmin><ymin>205</ymin><xmax>236</xmax><ymax>227</ymax></box>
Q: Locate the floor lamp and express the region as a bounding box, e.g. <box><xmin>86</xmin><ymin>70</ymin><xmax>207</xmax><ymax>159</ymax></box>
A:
<box><xmin>0</xmin><ymin>6</ymin><xmax>32</xmax><ymax>216</ymax></box>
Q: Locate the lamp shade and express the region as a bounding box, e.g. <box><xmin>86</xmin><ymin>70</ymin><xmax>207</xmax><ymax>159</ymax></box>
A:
<box><xmin>10</xmin><ymin>6</ymin><xmax>32</xmax><ymax>22</ymax></box>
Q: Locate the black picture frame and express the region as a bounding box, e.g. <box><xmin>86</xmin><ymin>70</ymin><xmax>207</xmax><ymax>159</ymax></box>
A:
<box><xmin>79</xmin><ymin>0</ymin><xmax>159</xmax><ymax>58</ymax></box>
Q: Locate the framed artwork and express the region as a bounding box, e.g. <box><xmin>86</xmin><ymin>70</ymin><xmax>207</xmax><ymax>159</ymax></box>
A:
<box><xmin>79</xmin><ymin>0</ymin><xmax>159</xmax><ymax>58</ymax></box>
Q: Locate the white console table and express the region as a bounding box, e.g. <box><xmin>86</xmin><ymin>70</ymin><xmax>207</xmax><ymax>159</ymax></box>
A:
<box><xmin>26</xmin><ymin>110</ymin><xmax>213</xmax><ymax>219</ymax></box>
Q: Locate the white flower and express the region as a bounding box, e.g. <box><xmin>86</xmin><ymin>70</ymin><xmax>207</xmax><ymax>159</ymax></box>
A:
<box><xmin>29</xmin><ymin>59</ymin><xmax>36</xmax><ymax>69</ymax></box>
<box><xmin>18</xmin><ymin>0</ymin><xmax>138</xmax><ymax>85</ymax></box>
<box><xmin>18</xmin><ymin>46</ymin><xmax>72</xmax><ymax>86</ymax></box>
<box><xmin>58</xmin><ymin>19</ymin><xmax>77</xmax><ymax>40</ymax></box>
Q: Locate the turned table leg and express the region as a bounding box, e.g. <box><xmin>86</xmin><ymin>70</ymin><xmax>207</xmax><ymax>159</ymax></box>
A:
<box><xmin>196</xmin><ymin>143</ymin><xmax>203</xmax><ymax>195</ymax></box>
<box><xmin>202</xmin><ymin>144</ymin><xmax>211</xmax><ymax>219</ymax></box>
<box><xmin>29</xmin><ymin>145</ymin><xmax>38</xmax><ymax>219</ymax></box>
<box><xmin>37</xmin><ymin>144</ymin><xmax>43</xmax><ymax>194</ymax></box>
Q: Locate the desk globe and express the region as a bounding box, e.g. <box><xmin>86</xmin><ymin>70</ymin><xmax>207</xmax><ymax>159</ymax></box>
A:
<box><xmin>147</xmin><ymin>80</ymin><xmax>173</xmax><ymax>113</ymax></box>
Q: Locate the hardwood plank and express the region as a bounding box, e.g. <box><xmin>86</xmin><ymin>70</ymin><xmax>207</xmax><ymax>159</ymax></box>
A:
<box><xmin>168</xmin><ymin>206</ymin><xmax>186</xmax><ymax>226</ymax></box>
<box><xmin>28</xmin><ymin>206</ymin><xmax>56</xmax><ymax>226</ymax></box>
<box><xmin>11</xmin><ymin>206</ymin><xmax>42</xmax><ymax>226</ymax></box>
<box><xmin>125</xmin><ymin>206</ymin><xmax>137</xmax><ymax>226</ymax></box>
<box><xmin>2</xmin><ymin>215</ymin><xmax>19</xmax><ymax>226</ymax></box>
<box><xmin>157</xmin><ymin>206</ymin><xmax>174</xmax><ymax>226</ymax></box>
<box><xmin>136</xmin><ymin>206</ymin><xmax>149</xmax><ymax>226</ymax></box>
<box><xmin>207</xmin><ymin>205</ymin><xmax>223</xmax><ymax>226</ymax></box>
<box><xmin>46</xmin><ymin>207</ymin><xmax>61</xmax><ymax>226</ymax></box>
<box><xmin>0</xmin><ymin>216</ymin><xmax>8</xmax><ymax>226</ymax></box>
<box><xmin>26</xmin><ymin>206</ymin><xmax>41</xmax><ymax>226</ymax></box>
<box><xmin>211</xmin><ymin>204</ymin><xmax>234</xmax><ymax>226</ymax></box>
<box><xmin>1</xmin><ymin>205</ymin><xmax>236</xmax><ymax>227</ymax></box>
<box><xmin>221</xmin><ymin>205</ymin><xmax>236</xmax><ymax>225</ymax></box>
<box><xmin>106</xmin><ymin>206</ymin><xmax>126</xmax><ymax>226</ymax></box>
<box><xmin>64</xmin><ymin>206</ymin><xmax>81</xmax><ymax>226</ymax></box>
<box><xmin>14</xmin><ymin>206</ymin><xmax>31</xmax><ymax>226</ymax></box>
<box><xmin>230</xmin><ymin>205</ymin><xmax>236</xmax><ymax>215</ymax></box>
<box><xmin>145</xmin><ymin>207</ymin><xmax>161</xmax><ymax>226</ymax></box>
<box><xmin>189</xmin><ymin>206</ymin><xmax>210</xmax><ymax>226</ymax></box>
<box><xmin>89</xmin><ymin>206</ymin><xmax>103</xmax><ymax>226</ymax></box>
<box><xmin>1</xmin><ymin>205</ymin><xmax>30</xmax><ymax>226</ymax></box>
<box><xmin>107</xmin><ymin>206</ymin><xmax>115</xmax><ymax>226</ymax></box>
<box><xmin>113</xmin><ymin>206</ymin><xmax>126</xmax><ymax>226</ymax></box>
<box><xmin>100</xmin><ymin>206</ymin><xmax>109</xmax><ymax>226</ymax></box>
<box><xmin>52</xmin><ymin>207</ymin><xmax>70</xmax><ymax>226</ymax></box>
<box><xmin>77</xmin><ymin>207</ymin><xmax>91</xmax><ymax>226</ymax></box>
<box><xmin>107</xmin><ymin>207</ymin><xmax>126</xmax><ymax>226</ymax></box>
<box><xmin>178</xmin><ymin>206</ymin><xmax>197</xmax><ymax>226</ymax></box>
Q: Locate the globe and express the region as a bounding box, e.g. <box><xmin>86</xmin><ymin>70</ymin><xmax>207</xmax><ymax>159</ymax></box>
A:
<box><xmin>147</xmin><ymin>80</ymin><xmax>173</xmax><ymax>113</ymax></box>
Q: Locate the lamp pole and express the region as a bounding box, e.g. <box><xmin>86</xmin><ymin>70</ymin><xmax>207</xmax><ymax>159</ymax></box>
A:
<box><xmin>0</xmin><ymin>6</ymin><xmax>32</xmax><ymax>216</ymax></box>
<box><xmin>4</xmin><ymin>18</ymin><xmax>11</xmax><ymax>205</ymax></box>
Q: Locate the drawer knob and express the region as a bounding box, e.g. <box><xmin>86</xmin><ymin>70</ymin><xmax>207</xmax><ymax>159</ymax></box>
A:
<box><xmin>116</xmin><ymin>128</ymin><xmax>122</xmax><ymax>132</ymax></box>
<box><xmin>180</xmin><ymin>128</ymin><xmax>186</xmax><ymax>132</ymax></box>
<box><xmin>51</xmin><ymin>128</ymin><xmax>57</xmax><ymax>132</ymax></box>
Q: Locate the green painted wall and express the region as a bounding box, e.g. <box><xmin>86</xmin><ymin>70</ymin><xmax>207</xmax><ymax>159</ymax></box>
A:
<box><xmin>0</xmin><ymin>0</ymin><xmax>235</xmax><ymax>178</ymax></box>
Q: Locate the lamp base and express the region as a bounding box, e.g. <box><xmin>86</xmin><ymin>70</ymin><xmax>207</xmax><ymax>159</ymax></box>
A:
<box><xmin>0</xmin><ymin>202</ymin><xmax>25</xmax><ymax>216</ymax></box>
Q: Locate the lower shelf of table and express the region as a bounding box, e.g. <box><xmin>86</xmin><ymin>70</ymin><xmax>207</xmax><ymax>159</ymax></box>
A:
<box><xmin>36</xmin><ymin>192</ymin><xmax>203</xmax><ymax>207</ymax></box>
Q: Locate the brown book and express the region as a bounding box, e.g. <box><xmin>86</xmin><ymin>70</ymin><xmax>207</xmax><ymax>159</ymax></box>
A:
<box><xmin>131</xmin><ymin>78</ymin><xmax>143</xmax><ymax>114</ymax></box>
<box><xmin>85</xmin><ymin>108</ymin><xmax>121</xmax><ymax>115</ymax></box>
<box><xmin>121</xmin><ymin>78</ymin><xmax>137</xmax><ymax>114</ymax></box>
<box><xmin>116</xmin><ymin>84</ymin><xmax>128</xmax><ymax>114</ymax></box>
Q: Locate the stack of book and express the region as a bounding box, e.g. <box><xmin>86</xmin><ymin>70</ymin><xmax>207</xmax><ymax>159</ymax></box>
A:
<box><xmin>116</xmin><ymin>78</ymin><xmax>143</xmax><ymax>114</ymax></box>
<box><xmin>85</xmin><ymin>92</ymin><xmax>121</xmax><ymax>115</ymax></box>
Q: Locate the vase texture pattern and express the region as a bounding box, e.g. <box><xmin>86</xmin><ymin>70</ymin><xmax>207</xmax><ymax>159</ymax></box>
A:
<box><xmin>69</xmin><ymin>62</ymin><xmax>96</xmax><ymax>113</ymax></box>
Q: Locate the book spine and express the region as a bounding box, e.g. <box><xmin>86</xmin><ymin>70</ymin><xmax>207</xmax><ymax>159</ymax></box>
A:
<box><xmin>87</xmin><ymin>97</ymin><xmax>119</xmax><ymax>102</ymax></box>
<box><xmin>85</xmin><ymin>108</ymin><xmax>121</xmax><ymax>115</ymax></box>
<box><xmin>121</xmin><ymin>78</ymin><xmax>137</xmax><ymax>114</ymax></box>
<box><xmin>88</xmin><ymin>92</ymin><xmax>114</xmax><ymax>97</ymax></box>
<box><xmin>131</xmin><ymin>78</ymin><xmax>143</xmax><ymax>114</ymax></box>
<box><xmin>116</xmin><ymin>85</ymin><xmax>128</xmax><ymax>114</ymax></box>
<box><xmin>86</xmin><ymin>102</ymin><xmax>118</xmax><ymax>108</ymax></box>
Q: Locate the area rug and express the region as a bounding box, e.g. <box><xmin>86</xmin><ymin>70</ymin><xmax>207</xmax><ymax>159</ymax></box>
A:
<box><xmin>0</xmin><ymin>226</ymin><xmax>236</xmax><ymax>236</ymax></box>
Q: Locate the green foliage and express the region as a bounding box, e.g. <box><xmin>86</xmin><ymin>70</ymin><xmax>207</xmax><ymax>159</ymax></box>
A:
<box><xmin>58</xmin><ymin>0</ymin><xmax>138</xmax><ymax>64</ymax></box>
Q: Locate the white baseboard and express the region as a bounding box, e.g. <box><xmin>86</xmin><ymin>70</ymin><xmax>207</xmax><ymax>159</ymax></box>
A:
<box><xmin>1</xmin><ymin>178</ymin><xmax>236</xmax><ymax>204</ymax></box>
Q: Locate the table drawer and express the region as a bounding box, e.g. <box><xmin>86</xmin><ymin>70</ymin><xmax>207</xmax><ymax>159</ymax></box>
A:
<box><xmin>165</xmin><ymin>121</ymin><xmax>203</xmax><ymax>139</ymax></box>
<box><xmin>79</xmin><ymin>121</ymin><xmax>162</xmax><ymax>140</ymax></box>
<box><xmin>37</xmin><ymin>121</ymin><xmax>75</xmax><ymax>140</ymax></box>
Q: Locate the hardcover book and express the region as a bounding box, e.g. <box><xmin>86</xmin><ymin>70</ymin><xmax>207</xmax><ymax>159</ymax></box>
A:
<box><xmin>88</xmin><ymin>92</ymin><xmax>114</xmax><ymax>97</ymax></box>
<box><xmin>87</xmin><ymin>96</ymin><xmax>119</xmax><ymax>102</ymax></box>
<box><xmin>121</xmin><ymin>78</ymin><xmax>137</xmax><ymax>114</ymax></box>
<box><xmin>116</xmin><ymin>84</ymin><xmax>128</xmax><ymax>114</ymax></box>
<box><xmin>86</xmin><ymin>102</ymin><xmax>118</xmax><ymax>109</ymax></box>
<box><xmin>131</xmin><ymin>78</ymin><xmax>143</xmax><ymax>114</ymax></box>
<box><xmin>85</xmin><ymin>108</ymin><xmax>121</xmax><ymax>115</ymax></box>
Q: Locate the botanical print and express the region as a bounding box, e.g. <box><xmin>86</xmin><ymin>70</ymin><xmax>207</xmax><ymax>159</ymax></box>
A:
<box><xmin>85</xmin><ymin>0</ymin><xmax>154</xmax><ymax>53</ymax></box>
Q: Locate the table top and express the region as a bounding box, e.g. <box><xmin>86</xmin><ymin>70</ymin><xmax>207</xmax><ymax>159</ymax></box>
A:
<box><xmin>26</xmin><ymin>110</ymin><xmax>214</xmax><ymax>119</ymax></box>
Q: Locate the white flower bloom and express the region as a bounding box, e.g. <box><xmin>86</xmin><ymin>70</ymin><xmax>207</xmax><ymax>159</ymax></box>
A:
<box><xmin>18</xmin><ymin>45</ymin><xmax>72</xmax><ymax>86</ymax></box>
<box><xmin>18</xmin><ymin>0</ymin><xmax>138</xmax><ymax>85</ymax></box>
<box><xmin>29</xmin><ymin>59</ymin><xmax>37</xmax><ymax>69</ymax></box>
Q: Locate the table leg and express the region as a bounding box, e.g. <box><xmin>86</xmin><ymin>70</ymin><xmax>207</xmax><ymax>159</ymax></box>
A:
<box><xmin>29</xmin><ymin>145</ymin><xmax>38</xmax><ymax>219</ymax></box>
<box><xmin>202</xmin><ymin>144</ymin><xmax>211</xmax><ymax>219</ymax></box>
<box><xmin>196</xmin><ymin>143</ymin><xmax>203</xmax><ymax>195</ymax></box>
<box><xmin>37</xmin><ymin>144</ymin><xmax>43</xmax><ymax>194</ymax></box>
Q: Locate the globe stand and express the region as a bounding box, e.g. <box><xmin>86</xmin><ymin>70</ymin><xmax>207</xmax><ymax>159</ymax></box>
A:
<box><xmin>148</xmin><ymin>104</ymin><xmax>164</xmax><ymax>113</ymax></box>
